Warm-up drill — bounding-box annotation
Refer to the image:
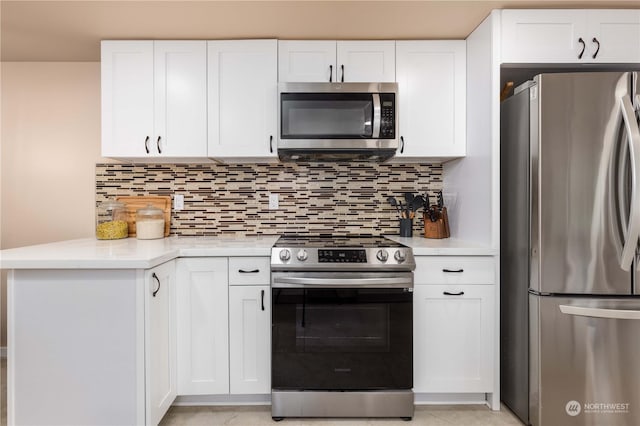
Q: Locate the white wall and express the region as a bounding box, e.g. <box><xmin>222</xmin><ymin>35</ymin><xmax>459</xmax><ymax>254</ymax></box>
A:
<box><xmin>0</xmin><ymin>62</ymin><xmax>103</xmax><ymax>347</ymax></box>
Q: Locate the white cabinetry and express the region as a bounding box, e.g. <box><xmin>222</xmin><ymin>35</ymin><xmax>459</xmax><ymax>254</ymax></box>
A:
<box><xmin>145</xmin><ymin>260</ymin><xmax>177</xmax><ymax>426</ymax></box>
<box><xmin>229</xmin><ymin>285</ymin><xmax>271</xmax><ymax>394</ymax></box>
<box><xmin>501</xmin><ymin>10</ymin><xmax>640</xmax><ymax>63</ymax></box>
<box><xmin>207</xmin><ymin>40</ymin><xmax>278</xmax><ymax>161</ymax></box>
<box><xmin>8</xmin><ymin>264</ymin><xmax>177</xmax><ymax>425</ymax></box>
<box><xmin>101</xmin><ymin>41</ymin><xmax>207</xmax><ymax>159</ymax></box>
<box><xmin>395</xmin><ymin>41</ymin><xmax>466</xmax><ymax>162</ymax></box>
<box><xmin>176</xmin><ymin>256</ymin><xmax>271</xmax><ymax>397</ymax></box>
<box><xmin>228</xmin><ymin>257</ymin><xmax>271</xmax><ymax>394</ymax></box>
<box><xmin>176</xmin><ymin>258</ymin><xmax>229</xmax><ymax>395</ymax></box>
<box><xmin>278</xmin><ymin>40</ymin><xmax>395</xmax><ymax>82</ymax></box>
<box><xmin>413</xmin><ymin>256</ymin><xmax>494</xmax><ymax>393</ymax></box>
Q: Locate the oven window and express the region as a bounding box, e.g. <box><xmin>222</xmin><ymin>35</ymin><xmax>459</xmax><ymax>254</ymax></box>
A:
<box><xmin>281</xmin><ymin>93</ymin><xmax>373</xmax><ymax>139</ymax></box>
<box><xmin>272</xmin><ymin>288</ymin><xmax>412</xmax><ymax>391</ymax></box>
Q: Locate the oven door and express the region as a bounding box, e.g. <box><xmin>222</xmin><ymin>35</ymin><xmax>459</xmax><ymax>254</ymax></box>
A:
<box><xmin>271</xmin><ymin>272</ymin><xmax>413</xmax><ymax>391</ymax></box>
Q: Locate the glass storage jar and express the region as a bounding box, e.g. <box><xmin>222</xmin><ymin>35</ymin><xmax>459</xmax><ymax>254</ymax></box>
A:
<box><xmin>135</xmin><ymin>204</ymin><xmax>165</xmax><ymax>240</ymax></box>
<box><xmin>96</xmin><ymin>200</ymin><xmax>128</xmax><ymax>240</ymax></box>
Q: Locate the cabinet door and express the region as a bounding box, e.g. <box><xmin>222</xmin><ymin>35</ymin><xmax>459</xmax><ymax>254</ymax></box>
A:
<box><xmin>336</xmin><ymin>41</ymin><xmax>396</xmax><ymax>82</ymax></box>
<box><xmin>154</xmin><ymin>41</ymin><xmax>208</xmax><ymax>157</ymax></box>
<box><xmin>501</xmin><ymin>10</ymin><xmax>588</xmax><ymax>63</ymax></box>
<box><xmin>395</xmin><ymin>41</ymin><xmax>466</xmax><ymax>160</ymax></box>
<box><xmin>278</xmin><ymin>40</ymin><xmax>337</xmax><ymax>82</ymax></box>
<box><xmin>413</xmin><ymin>284</ymin><xmax>494</xmax><ymax>393</ymax></box>
<box><xmin>176</xmin><ymin>258</ymin><xmax>229</xmax><ymax>395</ymax></box>
<box><xmin>208</xmin><ymin>40</ymin><xmax>278</xmax><ymax>160</ymax></box>
<box><xmin>145</xmin><ymin>261</ymin><xmax>177</xmax><ymax>426</ymax></box>
<box><xmin>587</xmin><ymin>10</ymin><xmax>640</xmax><ymax>63</ymax></box>
<box><xmin>229</xmin><ymin>285</ymin><xmax>271</xmax><ymax>394</ymax></box>
<box><xmin>101</xmin><ymin>41</ymin><xmax>154</xmax><ymax>157</ymax></box>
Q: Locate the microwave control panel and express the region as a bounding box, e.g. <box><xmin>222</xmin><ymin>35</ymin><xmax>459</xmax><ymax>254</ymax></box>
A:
<box><xmin>379</xmin><ymin>93</ymin><xmax>395</xmax><ymax>139</ymax></box>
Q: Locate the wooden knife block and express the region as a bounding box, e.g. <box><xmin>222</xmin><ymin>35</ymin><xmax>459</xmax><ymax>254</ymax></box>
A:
<box><xmin>424</xmin><ymin>207</ymin><xmax>450</xmax><ymax>239</ymax></box>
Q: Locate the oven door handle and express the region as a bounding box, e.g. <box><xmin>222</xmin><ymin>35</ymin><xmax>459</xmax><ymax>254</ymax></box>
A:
<box><xmin>272</xmin><ymin>276</ymin><xmax>413</xmax><ymax>288</ymax></box>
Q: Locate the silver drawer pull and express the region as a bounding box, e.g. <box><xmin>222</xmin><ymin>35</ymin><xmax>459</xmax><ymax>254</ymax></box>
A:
<box><xmin>442</xmin><ymin>268</ymin><xmax>464</xmax><ymax>273</ymax></box>
<box><xmin>239</xmin><ymin>269</ymin><xmax>260</xmax><ymax>274</ymax></box>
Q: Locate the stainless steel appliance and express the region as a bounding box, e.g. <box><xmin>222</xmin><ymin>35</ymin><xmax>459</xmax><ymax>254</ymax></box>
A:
<box><xmin>277</xmin><ymin>83</ymin><xmax>398</xmax><ymax>162</ymax></box>
<box><xmin>270</xmin><ymin>235</ymin><xmax>415</xmax><ymax>420</ymax></box>
<box><xmin>501</xmin><ymin>72</ymin><xmax>640</xmax><ymax>426</ymax></box>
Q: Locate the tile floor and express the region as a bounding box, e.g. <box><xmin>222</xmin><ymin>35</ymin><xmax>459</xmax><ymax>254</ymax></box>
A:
<box><xmin>159</xmin><ymin>404</ymin><xmax>523</xmax><ymax>425</ymax></box>
<box><xmin>1</xmin><ymin>358</ymin><xmax>522</xmax><ymax>426</ymax></box>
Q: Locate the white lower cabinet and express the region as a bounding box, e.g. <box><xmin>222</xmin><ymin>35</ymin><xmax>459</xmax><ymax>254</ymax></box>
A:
<box><xmin>413</xmin><ymin>284</ymin><xmax>494</xmax><ymax>393</ymax></box>
<box><xmin>176</xmin><ymin>258</ymin><xmax>229</xmax><ymax>395</ymax></box>
<box><xmin>229</xmin><ymin>285</ymin><xmax>271</xmax><ymax>394</ymax></box>
<box><xmin>145</xmin><ymin>260</ymin><xmax>178</xmax><ymax>426</ymax></box>
<box><xmin>176</xmin><ymin>256</ymin><xmax>271</xmax><ymax>398</ymax></box>
<box><xmin>413</xmin><ymin>255</ymin><xmax>495</xmax><ymax>394</ymax></box>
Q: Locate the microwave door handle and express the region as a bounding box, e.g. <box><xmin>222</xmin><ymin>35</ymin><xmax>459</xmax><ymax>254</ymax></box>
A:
<box><xmin>372</xmin><ymin>93</ymin><xmax>381</xmax><ymax>138</ymax></box>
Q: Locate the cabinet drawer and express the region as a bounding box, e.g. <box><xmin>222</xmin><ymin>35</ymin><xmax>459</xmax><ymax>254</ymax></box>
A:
<box><xmin>228</xmin><ymin>257</ymin><xmax>270</xmax><ymax>285</ymax></box>
<box><xmin>415</xmin><ymin>256</ymin><xmax>495</xmax><ymax>285</ymax></box>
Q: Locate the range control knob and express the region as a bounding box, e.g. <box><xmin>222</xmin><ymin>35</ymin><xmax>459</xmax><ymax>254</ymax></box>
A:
<box><xmin>297</xmin><ymin>249</ymin><xmax>308</xmax><ymax>261</ymax></box>
<box><xmin>394</xmin><ymin>250</ymin><xmax>406</xmax><ymax>263</ymax></box>
<box><xmin>376</xmin><ymin>249</ymin><xmax>389</xmax><ymax>262</ymax></box>
<box><xmin>279</xmin><ymin>249</ymin><xmax>291</xmax><ymax>262</ymax></box>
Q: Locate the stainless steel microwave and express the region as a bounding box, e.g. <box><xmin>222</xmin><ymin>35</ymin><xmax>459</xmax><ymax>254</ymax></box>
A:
<box><xmin>277</xmin><ymin>82</ymin><xmax>398</xmax><ymax>162</ymax></box>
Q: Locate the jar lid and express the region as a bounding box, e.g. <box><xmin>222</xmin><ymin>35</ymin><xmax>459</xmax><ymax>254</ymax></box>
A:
<box><xmin>100</xmin><ymin>200</ymin><xmax>125</xmax><ymax>210</ymax></box>
<box><xmin>136</xmin><ymin>204</ymin><xmax>164</xmax><ymax>217</ymax></box>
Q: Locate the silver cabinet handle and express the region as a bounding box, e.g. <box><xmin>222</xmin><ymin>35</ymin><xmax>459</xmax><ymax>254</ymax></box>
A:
<box><xmin>269</xmin><ymin>135</ymin><xmax>273</xmax><ymax>153</ymax></box>
<box><xmin>144</xmin><ymin>136</ymin><xmax>150</xmax><ymax>154</ymax></box>
<box><xmin>400</xmin><ymin>136</ymin><xmax>405</xmax><ymax>154</ymax></box>
<box><xmin>619</xmin><ymin>94</ymin><xmax>640</xmax><ymax>270</ymax></box>
<box><xmin>329</xmin><ymin>65</ymin><xmax>333</xmax><ymax>82</ymax></box>
<box><xmin>560</xmin><ymin>304</ymin><xmax>640</xmax><ymax>320</ymax></box>
<box><xmin>341</xmin><ymin>64</ymin><xmax>344</xmax><ymax>83</ymax></box>
<box><xmin>156</xmin><ymin>136</ymin><xmax>162</xmax><ymax>154</ymax></box>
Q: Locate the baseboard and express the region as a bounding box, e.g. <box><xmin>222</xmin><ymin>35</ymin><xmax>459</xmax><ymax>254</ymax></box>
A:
<box><xmin>414</xmin><ymin>393</ymin><xmax>487</xmax><ymax>405</ymax></box>
<box><xmin>0</xmin><ymin>346</ymin><xmax>6</xmax><ymax>359</ymax></box>
<box><xmin>173</xmin><ymin>394</ymin><xmax>271</xmax><ymax>406</ymax></box>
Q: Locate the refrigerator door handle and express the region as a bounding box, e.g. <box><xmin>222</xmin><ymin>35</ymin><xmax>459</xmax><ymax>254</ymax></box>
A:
<box><xmin>618</xmin><ymin>94</ymin><xmax>640</xmax><ymax>270</ymax></box>
<box><xmin>560</xmin><ymin>304</ymin><xmax>640</xmax><ymax>320</ymax></box>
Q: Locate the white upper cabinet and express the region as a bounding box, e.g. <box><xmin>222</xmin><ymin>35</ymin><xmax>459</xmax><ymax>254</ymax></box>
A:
<box><xmin>394</xmin><ymin>41</ymin><xmax>466</xmax><ymax>161</ymax></box>
<box><xmin>101</xmin><ymin>41</ymin><xmax>154</xmax><ymax>157</ymax></box>
<box><xmin>501</xmin><ymin>10</ymin><xmax>640</xmax><ymax>63</ymax></box>
<box><xmin>336</xmin><ymin>41</ymin><xmax>396</xmax><ymax>82</ymax></box>
<box><xmin>278</xmin><ymin>40</ymin><xmax>337</xmax><ymax>82</ymax></box>
<box><xmin>208</xmin><ymin>40</ymin><xmax>278</xmax><ymax>161</ymax></box>
<box><xmin>278</xmin><ymin>40</ymin><xmax>396</xmax><ymax>82</ymax></box>
<box><xmin>101</xmin><ymin>41</ymin><xmax>207</xmax><ymax>159</ymax></box>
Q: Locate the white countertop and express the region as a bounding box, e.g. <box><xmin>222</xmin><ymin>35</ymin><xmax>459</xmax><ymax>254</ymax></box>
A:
<box><xmin>386</xmin><ymin>236</ymin><xmax>497</xmax><ymax>256</ymax></box>
<box><xmin>0</xmin><ymin>234</ymin><xmax>496</xmax><ymax>270</ymax></box>
<box><xmin>0</xmin><ymin>235</ymin><xmax>280</xmax><ymax>269</ymax></box>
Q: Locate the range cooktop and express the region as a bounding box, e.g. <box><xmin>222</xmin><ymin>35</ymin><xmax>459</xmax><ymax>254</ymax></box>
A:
<box><xmin>273</xmin><ymin>234</ymin><xmax>405</xmax><ymax>248</ymax></box>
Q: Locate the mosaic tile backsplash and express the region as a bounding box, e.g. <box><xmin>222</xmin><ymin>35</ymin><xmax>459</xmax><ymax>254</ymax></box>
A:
<box><xmin>96</xmin><ymin>163</ymin><xmax>442</xmax><ymax>236</ymax></box>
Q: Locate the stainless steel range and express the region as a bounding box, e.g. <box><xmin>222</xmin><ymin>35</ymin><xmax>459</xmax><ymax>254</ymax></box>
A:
<box><xmin>270</xmin><ymin>235</ymin><xmax>415</xmax><ymax>421</ymax></box>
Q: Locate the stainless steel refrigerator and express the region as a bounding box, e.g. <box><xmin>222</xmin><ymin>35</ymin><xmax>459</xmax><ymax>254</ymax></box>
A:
<box><xmin>501</xmin><ymin>71</ymin><xmax>640</xmax><ymax>426</ymax></box>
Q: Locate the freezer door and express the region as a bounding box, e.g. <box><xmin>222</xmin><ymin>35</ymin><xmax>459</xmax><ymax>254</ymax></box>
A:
<box><xmin>530</xmin><ymin>295</ymin><xmax>640</xmax><ymax>426</ymax></box>
<box><xmin>533</xmin><ymin>72</ymin><xmax>636</xmax><ymax>295</ymax></box>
